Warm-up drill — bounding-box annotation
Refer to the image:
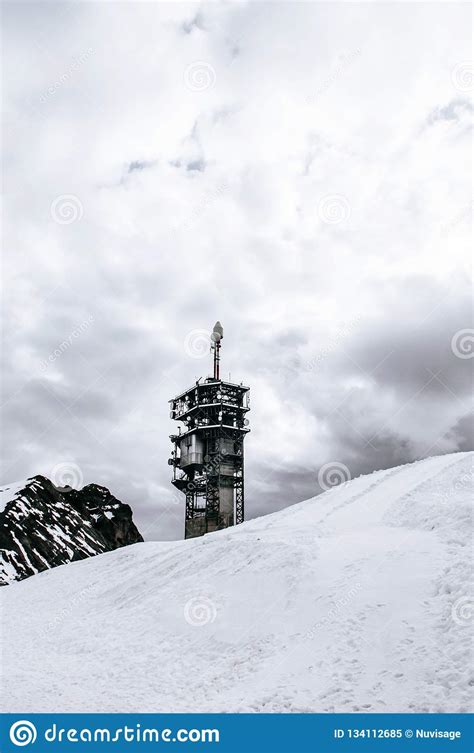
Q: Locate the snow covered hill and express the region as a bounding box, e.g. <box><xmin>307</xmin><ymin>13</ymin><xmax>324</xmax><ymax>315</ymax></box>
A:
<box><xmin>1</xmin><ymin>452</ymin><xmax>472</xmax><ymax>713</ymax></box>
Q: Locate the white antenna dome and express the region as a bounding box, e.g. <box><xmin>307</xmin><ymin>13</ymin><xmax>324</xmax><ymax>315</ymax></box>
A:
<box><xmin>211</xmin><ymin>321</ymin><xmax>224</xmax><ymax>342</ymax></box>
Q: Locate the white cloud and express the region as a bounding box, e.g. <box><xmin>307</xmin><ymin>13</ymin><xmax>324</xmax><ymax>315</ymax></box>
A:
<box><xmin>2</xmin><ymin>1</ymin><xmax>472</xmax><ymax>539</ymax></box>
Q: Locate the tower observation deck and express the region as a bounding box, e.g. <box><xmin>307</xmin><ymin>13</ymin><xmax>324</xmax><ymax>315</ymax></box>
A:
<box><xmin>168</xmin><ymin>322</ymin><xmax>250</xmax><ymax>539</ymax></box>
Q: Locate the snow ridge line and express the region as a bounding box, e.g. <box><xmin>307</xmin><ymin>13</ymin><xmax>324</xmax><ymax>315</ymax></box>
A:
<box><xmin>316</xmin><ymin>464</ymin><xmax>411</xmax><ymax>528</ymax></box>
<box><xmin>318</xmin><ymin>454</ymin><xmax>469</xmax><ymax>532</ymax></box>
<box><xmin>383</xmin><ymin>453</ymin><xmax>473</xmax><ymax>525</ymax></box>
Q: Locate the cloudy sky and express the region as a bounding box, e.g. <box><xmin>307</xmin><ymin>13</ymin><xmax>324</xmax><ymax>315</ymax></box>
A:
<box><xmin>2</xmin><ymin>1</ymin><xmax>472</xmax><ymax>540</ymax></box>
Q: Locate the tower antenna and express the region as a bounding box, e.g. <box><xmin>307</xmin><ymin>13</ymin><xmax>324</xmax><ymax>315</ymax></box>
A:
<box><xmin>168</xmin><ymin>321</ymin><xmax>250</xmax><ymax>539</ymax></box>
<box><xmin>211</xmin><ymin>320</ymin><xmax>223</xmax><ymax>380</ymax></box>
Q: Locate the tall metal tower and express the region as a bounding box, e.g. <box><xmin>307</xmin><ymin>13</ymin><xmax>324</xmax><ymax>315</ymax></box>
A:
<box><xmin>168</xmin><ymin>322</ymin><xmax>250</xmax><ymax>539</ymax></box>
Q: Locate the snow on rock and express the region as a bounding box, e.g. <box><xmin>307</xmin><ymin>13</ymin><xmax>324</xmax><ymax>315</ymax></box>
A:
<box><xmin>0</xmin><ymin>477</ymin><xmax>143</xmax><ymax>585</ymax></box>
<box><xmin>1</xmin><ymin>452</ymin><xmax>472</xmax><ymax>713</ymax></box>
<box><xmin>0</xmin><ymin>480</ymin><xmax>31</xmax><ymax>514</ymax></box>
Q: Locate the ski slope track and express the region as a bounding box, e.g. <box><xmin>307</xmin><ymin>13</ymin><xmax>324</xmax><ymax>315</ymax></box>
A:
<box><xmin>1</xmin><ymin>452</ymin><xmax>472</xmax><ymax>713</ymax></box>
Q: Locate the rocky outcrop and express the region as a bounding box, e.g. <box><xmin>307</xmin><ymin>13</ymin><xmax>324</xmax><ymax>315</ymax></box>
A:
<box><xmin>0</xmin><ymin>476</ymin><xmax>143</xmax><ymax>585</ymax></box>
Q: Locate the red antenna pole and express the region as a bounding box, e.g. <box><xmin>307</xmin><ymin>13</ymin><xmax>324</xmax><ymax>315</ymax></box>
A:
<box><xmin>214</xmin><ymin>340</ymin><xmax>221</xmax><ymax>380</ymax></box>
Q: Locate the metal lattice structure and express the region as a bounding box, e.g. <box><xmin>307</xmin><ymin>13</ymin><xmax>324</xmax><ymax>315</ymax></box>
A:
<box><xmin>168</xmin><ymin>323</ymin><xmax>250</xmax><ymax>539</ymax></box>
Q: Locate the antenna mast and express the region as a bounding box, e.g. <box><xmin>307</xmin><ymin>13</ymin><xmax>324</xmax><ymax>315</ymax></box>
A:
<box><xmin>211</xmin><ymin>321</ymin><xmax>223</xmax><ymax>380</ymax></box>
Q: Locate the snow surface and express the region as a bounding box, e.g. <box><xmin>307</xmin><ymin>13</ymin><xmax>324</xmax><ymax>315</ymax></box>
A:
<box><xmin>1</xmin><ymin>452</ymin><xmax>472</xmax><ymax>713</ymax></box>
<box><xmin>0</xmin><ymin>479</ymin><xmax>30</xmax><ymax>513</ymax></box>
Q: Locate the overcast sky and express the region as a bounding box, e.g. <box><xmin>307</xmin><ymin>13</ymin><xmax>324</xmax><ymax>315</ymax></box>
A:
<box><xmin>2</xmin><ymin>1</ymin><xmax>472</xmax><ymax>540</ymax></box>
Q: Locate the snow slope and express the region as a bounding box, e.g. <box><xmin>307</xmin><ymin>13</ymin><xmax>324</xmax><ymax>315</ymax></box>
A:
<box><xmin>1</xmin><ymin>452</ymin><xmax>472</xmax><ymax>713</ymax></box>
<box><xmin>0</xmin><ymin>480</ymin><xmax>30</xmax><ymax>514</ymax></box>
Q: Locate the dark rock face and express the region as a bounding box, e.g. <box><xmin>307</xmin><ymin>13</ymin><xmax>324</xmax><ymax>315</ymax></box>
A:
<box><xmin>0</xmin><ymin>476</ymin><xmax>143</xmax><ymax>585</ymax></box>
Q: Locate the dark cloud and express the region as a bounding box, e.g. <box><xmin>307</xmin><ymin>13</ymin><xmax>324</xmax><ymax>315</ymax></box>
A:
<box><xmin>127</xmin><ymin>160</ymin><xmax>156</xmax><ymax>174</ymax></box>
<box><xmin>180</xmin><ymin>12</ymin><xmax>206</xmax><ymax>35</ymax></box>
<box><xmin>186</xmin><ymin>159</ymin><xmax>206</xmax><ymax>172</ymax></box>
<box><xmin>341</xmin><ymin>286</ymin><xmax>473</xmax><ymax>399</ymax></box>
<box><xmin>445</xmin><ymin>413</ymin><xmax>474</xmax><ymax>452</ymax></box>
<box><xmin>426</xmin><ymin>98</ymin><xmax>473</xmax><ymax>126</ymax></box>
